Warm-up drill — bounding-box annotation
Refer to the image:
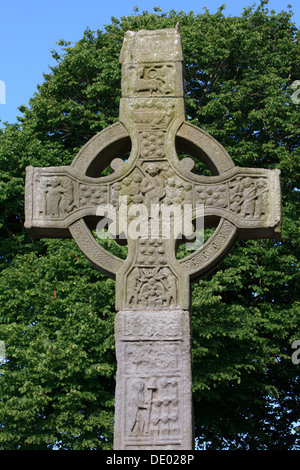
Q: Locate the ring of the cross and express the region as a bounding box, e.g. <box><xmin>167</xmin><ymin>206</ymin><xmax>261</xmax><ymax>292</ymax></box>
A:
<box><xmin>69</xmin><ymin>121</ymin><xmax>238</xmax><ymax>281</ymax></box>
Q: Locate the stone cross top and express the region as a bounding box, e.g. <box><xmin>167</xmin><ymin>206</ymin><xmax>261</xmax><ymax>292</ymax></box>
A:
<box><xmin>25</xmin><ymin>26</ymin><xmax>281</xmax><ymax>450</ymax></box>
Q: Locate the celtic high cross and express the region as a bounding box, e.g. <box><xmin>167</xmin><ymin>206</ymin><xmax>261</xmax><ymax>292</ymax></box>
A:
<box><xmin>25</xmin><ymin>26</ymin><xmax>281</xmax><ymax>450</ymax></box>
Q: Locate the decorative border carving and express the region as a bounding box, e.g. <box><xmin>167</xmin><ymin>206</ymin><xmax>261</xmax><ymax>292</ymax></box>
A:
<box><xmin>69</xmin><ymin>218</ymin><xmax>123</xmax><ymax>279</ymax></box>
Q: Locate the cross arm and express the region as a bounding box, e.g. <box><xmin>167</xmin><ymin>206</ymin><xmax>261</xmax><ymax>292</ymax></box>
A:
<box><xmin>190</xmin><ymin>167</ymin><xmax>282</xmax><ymax>241</ymax></box>
<box><xmin>24</xmin><ymin>165</ymin><xmax>110</xmax><ymax>239</ymax></box>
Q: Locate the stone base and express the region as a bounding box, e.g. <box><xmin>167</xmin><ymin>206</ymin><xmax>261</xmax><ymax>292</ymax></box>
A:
<box><xmin>113</xmin><ymin>310</ymin><xmax>194</xmax><ymax>450</ymax></box>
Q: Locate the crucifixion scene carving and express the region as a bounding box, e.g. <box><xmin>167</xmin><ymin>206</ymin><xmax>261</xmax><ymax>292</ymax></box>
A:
<box><xmin>25</xmin><ymin>25</ymin><xmax>281</xmax><ymax>450</ymax></box>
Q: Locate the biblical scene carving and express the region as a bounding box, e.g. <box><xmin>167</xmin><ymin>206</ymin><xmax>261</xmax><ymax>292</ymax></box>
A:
<box><xmin>130</xmin><ymin>99</ymin><xmax>176</xmax><ymax>131</ymax></box>
<box><xmin>195</xmin><ymin>176</ymin><xmax>268</xmax><ymax>219</ymax></box>
<box><xmin>115</xmin><ymin>163</ymin><xmax>193</xmax><ymax>212</ymax></box>
<box><xmin>127</xmin><ymin>266</ymin><xmax>177</xmax><ymax>309</ymax></box>
<box><xmin>125</xmin><ymin>342</ymin><xmax>180</xmax><ymax>375</ymax></box>
<box><xmin>124</xmin><ymin>341</ymin><xmax>181</xmax><ymax>437</ymax></box>
<box><xmin>135</xmin><ymin>63</ymin><xmax>175</xmax><ymax>96</ymax></box>
<box><xmin>121</xmin><ymin>312</ymin><xmax>182</xmax><ymax>338</ymax></box>
<box><xmin>38</xmin><ymin>176</ymin><xmax>109</xmax><ymax>219</ymax></box>
<box><xmin>116</xmin><ymin>310</ymin><xmax>190</xmax><ymax>448</ymax></box>
<box><xmin>39</xmin><ymin>176</ymin><xmax>76</xmax><ymax>218</ymax></box>
<box><xmin>38</xmin><ymin>172</ymin><xmax>268</xmax><ymax>226</ymax></box>
<box><xmin>128</xmin><ymin>376</ymin><xmax>179</xmax><ymax>438</ymax></box>
<box><xmin>164</xmin><ymin>176</ymin><xmax>193</xmax><ymax>206</ymax></box>
<box><xmin>229</xmin><ymin>176</ymin><xmax>268</xmax><ymax>218</ymax></box>
<box><xmin>140</xmin><ymin>163</ymin><xmax>169</xmax><ymax>209</ymax></box>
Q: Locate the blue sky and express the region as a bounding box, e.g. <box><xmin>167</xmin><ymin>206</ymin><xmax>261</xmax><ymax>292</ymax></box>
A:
<box><xmin>0</xmin><ymin>0</ymin><xmax>299</xmax><ymax>127</ymax></box>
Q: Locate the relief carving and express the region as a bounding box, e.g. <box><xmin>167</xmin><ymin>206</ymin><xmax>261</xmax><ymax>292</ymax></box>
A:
<box><xmin>141</xmin><ymin>163</ymin><xmax>167</xmax><ymax>208</ymax></box>
<box><xmin>140</xmin><ymin>130</ymin><xmax>165</xmax><ymax>159</ymax></box>
<box><xmin>25</xmin><ymin>26</ymin><xmax>282</xmax><ymax>452</ymax></box>
<box><xmin>118</xmin><ymin>163</ymin><xmax>193</xmax><ymax>212</ymax></box>
<box><xmin>137</xmin><ymin>238</ymin><xmax>166</xmax><ymax>265</ymax></box>
<box><xmin>130</xmin><ymin>100</ymin><xmax>175</xmax><ymax>130</ymax></box>
<box><xmin>195</xmin><ymin>183</ymin><xmax>227</xmax><ymax>208</ymax></box>
<box><xmin>129</xmin><ymin>379</ymin><xmax>152</xmax><ymax>436</ymax></box>
<box><xmin>229</xmin><ymin>176</ymin><xmax>268</xmax><ymax>219</ymax></box>
<box><xmin>128</xmin><ymin>377</ymin><xmax>179</xmax><ymax>438</ymax></box>
<box><xmin>125</xmin><ymin>343</ymin><xmax>180</xmax><ymax>375</ymax></box>
<box><xmin>135</xmin><ymin>64</ymin><xmax>175</xmax><ymax>96</ymax></box>
<box><xmin>121</xmin><ymin>312</ymin><xmax>182</xmax><ymax>338</ymax></box>
<box><xmin>80</xmin><ymin>184</ymin><xmax>108</xmax><ymax>207</ymax></box>
<box><xmin>39</xmin><ymin>176</ymin><xmax>76</xmax><ymax>218</ymax></box>
<box><xmin>127</xmin><ymin>266</ymin><xmax>177</xmax><ymax>309</ymax></box>
<box><xmin>194</xmin><ymin>176</ymin><xmax>268</xmax><ymax>219</ymax></box>
<box><xmin>180</xmin><ymin>220</ymin><xmax>236</xmax><ymax>273</ymax></box>
<box><xmin>114</xmin><ymin>165</ymin><xmax>165</xmax><ymax>213</ymax></box>
<box><xmin>38</xmin><ymin>176</ymin><xmax>110</xmax><ymax>220</ymax></box>
<box><xmin>164</xmin><ymin>177</ymin><xmax>193</xmax><ymax>206</ymax></box>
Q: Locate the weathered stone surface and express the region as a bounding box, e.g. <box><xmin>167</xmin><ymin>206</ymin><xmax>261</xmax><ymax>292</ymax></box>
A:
<box><xmin>114</xmin><ymin>310</ymin><xmax>193</xmax><ymax>450</ymax></box>
<box><xmin>24</xmin><ymin>25</ymin><xmax>282</xmax><ymax>450</ymax></box>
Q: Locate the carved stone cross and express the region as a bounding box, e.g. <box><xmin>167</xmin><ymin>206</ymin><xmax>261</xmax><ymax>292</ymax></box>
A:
<box><xmin>24</xmin><ymin>26</ymin><xmax>281</xmax><ymax>450</ymax></box>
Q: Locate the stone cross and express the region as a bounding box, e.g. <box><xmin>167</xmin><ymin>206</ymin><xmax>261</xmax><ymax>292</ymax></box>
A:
<box><xmin>24</xmin><ymin>26</ymin><xmax>281</xmax><ymax>450</ymax></box>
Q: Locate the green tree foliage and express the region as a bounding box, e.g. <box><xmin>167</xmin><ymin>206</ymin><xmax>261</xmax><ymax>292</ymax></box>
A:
<box><xmin>0</xmin><ymin>1</ymin><xmax>299</xmax><ymax>449</ymax></box>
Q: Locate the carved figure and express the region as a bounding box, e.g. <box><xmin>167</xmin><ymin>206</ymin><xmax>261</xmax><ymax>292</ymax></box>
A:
<box><xmin>141</xmin><ymin>164</ymin><xmax>166</xmax><ymax>208</ymax></box>
<box><xmin>129</xmin><ymin>380</ymin><xmax>149</xmax><ymax>436</ymax></box>
<box><xmin>241</xmin><ymin>177</ymin><xmax>257</xmax><ymax>217</ymax></box>
<box><xmin>136</xmin><ymin>65</ymin><xmax>174</xmax><ymax>96</ymax></box>
<box><xmin>254</xmin><ymin>178</ymin><xmax>268</xmax><ymax>218</ymax></box>
<box><xmin>159</xmin><ymin>267</ymin><xmax>177</xmax><ymax>306</ymax></box>
<box><xmin>127</xmin><ymin>267</ymin><xmax>177</xmax><ymax>309</ymax></box>
<box><xmin>45</xmin><ymin>178</ymin><xmax>61</xmax><ymax>217</ymax></box>
<box><xmin>41</xmin><ymin>177</ymin><xmax>75</xmax><ymax>218</ymax></box>
<box><xmin>59</xmin><ymin>178</ymin><xmax>75</xmax><ymax>215</ymax></box>
<box><xmin>127</xmin><ymin>267</ymin><xmax>142</xmax><ymax>306</ymax></box>
<box><xmin>150</xmin><ymin>378</ymin><xmax>179</xmax><ymax>437</ymax></box>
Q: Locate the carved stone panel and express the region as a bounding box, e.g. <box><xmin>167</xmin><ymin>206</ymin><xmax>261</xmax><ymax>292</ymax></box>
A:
<box><xmin>38</xmin><ymin>176</ymin><xmax>77</xmax><ymax>219</ymax></box>
<box><xmin>114</xmin><ymin>310</ymin><xmax>193</xmax><ymax>450</ymax></box>
<box><xmin>194</xmin><ymin>174</ymin><xmax>269</xmax><ymax>220</ymax></box>
<box><xmin>126</xmin><ymin>376</ymin><xmax>180</xmax><ymax>439</ymax></box>
<box><xmin>126</xmin><ymin>266</ymin><xmax>178</xmax><ymax>310</ymax></box>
